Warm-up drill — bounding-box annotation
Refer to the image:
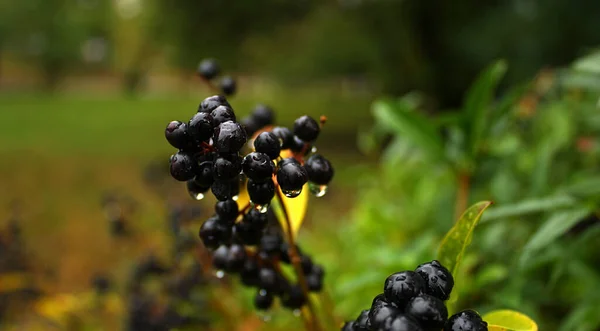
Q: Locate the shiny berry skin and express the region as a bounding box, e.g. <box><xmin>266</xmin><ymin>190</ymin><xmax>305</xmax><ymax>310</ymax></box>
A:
<box><xmin>278</xmin><ymin>157</ymin><xmax>300</xmax><ymax>168</ymax></box>
<box><xmin>258</xmin><ymin>268</ymin><xmax>279</xmax><ymax>291</ymax></box>
<box><xmin>251</xmin><ymin>104</ymin><xmax>274</xmax><ymax>127</ymax></box>
<box><xmin>193</xmin><ymin>161</ymin><xmax>214</xmax><ymax>187</ymax></box>
<box><xmin>224</xmin><ymin>244</ymin><xmax>247</xmax><ymax>272</ymax></box>
<box><xmin>277</xmin><ymin>162</ymin><xmax>308</xmax><ymax>192</ymax></box>
<box><xmin>169</xmin><ymin>152</ymin><xmax>197</xmax><ymax>181</ymax></box>
<box><xmin>381</xmin><ymin>315</ymin><xmax>423</xmax><ymax>331</ymax></box>
<box><xmin>254</xmin><ymin>131</ymin><xmax>281</xmax><ymax>159</ymax></box>
<box><xmin>259</xmin><ymin>234</ymin><xmax>282</xmax><ymax>256</ymax></box>
<box><xmin>165</xmin><ymin>121</ymin><xmax>189</xmax><ymax>149</ymax></box>
<box><xmin>247</xmin><ymin>179</ymin><xmax>275</xmax><ymax>204</ymax></box>
<box><xmin>213</xmin><ymin>121</ymin><xmax>247</xmax><ymax>153</ymax></box>
<box><xmin>415</xmin><ymin>260</ymin><xmax>454</xmax><ymax>300</ymax></box>
<box><xmin>293</xmin><ymin>115</ymin><xmax>320</xmax><ymax>141</ymax></box>
<box><xmin>197</xmin><ymin>58</ymin><xmax>219</xmax><ymax>80</ymax></box>
<box><xmin>341</xmin><ymin>321</ymin><xmax>356</xmax><ymax>331</ymax></box>
<box><xmin>254</xmin><ymin>290</ymin><xmax>274</xmax><ymax>310</ymax></box>
<box><xmin>213</xmin><ymin>156</ymin><xmax>242</xmax><ymax>180</ymax></box>
<box><xmin>405</xmin><ymin>294</ymin><xmax>448</xmax><ymax>330</ymax></box>
<box><xmin>444</xmin><ymin>310</ymin><xmax>488</xmax><ymax>331</ymax></box>
<box><xmin>219</xmin><ymin>76</ymin><xmax>236</xmax><ymax>96</ymax></box>
<box><xmin>215</xmin><ymin>199</ymin><xmax>238</xmax><ymax>224</ymax></box>
<box><xmin>211</xmin><ymin>178</ymin><xmax>240</xmax><ymax>201</ymax></box>
<box><xmin>241</xmin><ymin>116</ymin><xmax>260</xmax><ymax>138</ymax></box>
<box><xmin>282</xmin><ymin>284</ymin><xmax>306</xmax><ymax>309</ymax></box>
<box><xmin>354</xmin><ymin>310</ymin><xmax>371</xmax><ymax>331</ymax></box>
<box><xmin>199</xmin><ymin>216</ymin><xmax>232</xmax><ymax>249</ymax></box>
<box><xmin>244</xmin><ymin>208</ymin><xmax>268</xmax><ymax>229</ymax></box>
<box><xmin>369</xmin><ymin>297</ymin><xmax>401</xmax><ymax>329</ymax></box>
<box><xmin>384</xmin><ymin>271</ymin><xmax>425</xmax><ymax>309</ymax></box>
<box><xmin>186</xmin><ymin>179</ymin><xmax>209</xmax><ymax>199</ymax></box>
<box><xmin>271</xmin><ymin>126</ymin><xmax>294</xmax><ymax>149</ymax></box>
<box><xmin>199</xmin><ymin>95</ymin><xmax>230</xmax><ymax>113</ymax></box>
<box><xmin>242</xmin><ymin>152</ymin><xmax>275</xmax><ymax>181</ymax></box>
<box><xmin>305</xmin><ymin>154</ymin><xmax>334</xmax><ymax>185</ymax></box>
<box><xmin>290</xmin><ymin>135</ymin><xmax>309</xmax><ymax>153</ymax></box>
<box><xmin>212</xmin><ymin>245</ymin><xmax>229</xmax><ymax>270</ymax></box>
<box><xmin>211</xmin><ymin>105</ymin><xmax>236</xmax><ymax>126</ymax></box>
<box><xmin>188</xmin><ymin>112</ymin><xmax>214</xmax><ymax>142</ymax></box>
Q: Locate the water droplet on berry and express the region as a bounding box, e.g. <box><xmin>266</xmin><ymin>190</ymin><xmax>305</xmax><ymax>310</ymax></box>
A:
<box><xmin>259</xmin><ymin>289</ymin><xmax>267</xmax><ymax>296</ymax></box>
<box><xmin>282</xmin><ymin>189</ymin><xmax>302</xmax><ymax>198</ymax></box>
<box><xmin>215</xmin><ymin>270</ymin><xmax>225</xmax><ymax>279</ymax></box>
<box><xmin>189</xmin><ymin>191</ymin><xmax>205</xmax><ymax>201</ymax></box>
<box><xmin>292</xmin><ymin>309</ymin><xmax>301</xmax><ymax>317</ymax></box>
<box><xmin>253</xmin><ymin>203</ymin><xmax>269</xmax><ymax>214</ymax></box>
<box><xmin>311</xmin><ymin>146</ymin><xmax>318</xmax><ymax>153</ymax></box>
<box><xmin>309</xmin><ymin>183</ymin><xmax>328</xmax><ymax>198</ymax></box>
<box><xmin>232</xmin><ymin>195</ymin><xmax>239</xmax><ymax>201</ymax></box>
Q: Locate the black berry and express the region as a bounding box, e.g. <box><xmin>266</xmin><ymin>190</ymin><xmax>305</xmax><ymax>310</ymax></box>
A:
<box><xmin>254</xmin><ymin>131</ymin><xmax>281</xmax><ymax>159</ymax></box>
<box><xmin>233</xmin><ymin>220</ymin><xmax>262</xmax><ymax>246</ymax></box>
<box><xmin>282</xmin><ymin>284</ymin><xmax>306</xmax><ymax>309</ymax></box>
<box><xmin>384</xmin><ymin>271</ymin><xmax>425</xmax><ymax>309</ymax></box>
<box><xmin>197</xmin><ymin>59</ymin><xmax>220</xmax><ymax>80</ymax></box>
<box><xmin>415</xmin><ymin>260</ymin><xmax>454</xmax><ymax>300</ymax></box>
<box><xmin>259</xmin><ymin>234</ymin><xmax>282</xmax><ymax>257</ymax></box>
<box><xmin>271</xmin><ymin>126</ymin><xmax>294</xmax><ymax>149</ymax></box>
<box><xmin>213</xmin><ymin>121</ymin><xmax>247</xmax><ymax>153</ymax></box>
<box><xmin>277</xmin><ymin>162</ymin><xmax>308</xmax><ymax>193</ymax></box>
<box><xmin>369</xmin><ymin>297</ymin><xmax>401</xmax><ymax>329</ymax></box>
<box><xmin>225</xmin><ymin>244</ymin><xmax>247</xmax><ymax>272</ymax></box>
<box><xmin>199</xmin><ymin>95</ymin><xmax>230</xmax><ymax>113</ymax></box>
<box><xmin>305</xmin><ymin>154</ymin><xmax>334</xmax><ymax>185</ymax></box>
<box><xmin>193</xmin><ymin>161</ymin><xmax>214</xmax><ymax>187</ymax></box>
<box><xmin>212</xmin><ymin>245</ymin><xmax>229</xmax><ymax>270</ymax></box>
<box><xmin>405</xmin><ymin>294</ymin><xmax>448</xmax><ymax>330</ymax></box>
<box><xmin>219</xmin><ymin>76</ymin><xmax>236</xmax><ymax>96</ymax></box>
<box><xmin>165</xmin><ymin>121</ymin><xmax>189</xmax><ymax>149</ymax></box>
<box><xmin>242</xmin><ymin>152</ymin><xmax>275</xmax><ymax>181</ymax></box>
<box><xmin>211</xmin><ymin>105</ymin><xmax>236</xmax><ymax>126</ymax></box>
<box><xmin>186</xmin><ymin>179</ymin><xmax>209</xmax><ymax>200</ymax></box>
<box><xmin>215</xmin><ymin>199</ymin><xmax>238</xmax><ymax>224</ymax></box>
<box><xmin>254</xmin><ymin>290</ymin><xmax>274</xmax><ymax>311</ymax></box>
<box><xmin>199</xmin><ymin>216</ymin><xmax>232</xmax><ymax>249</ymax></box>
<box><xmin>306</xmin><ymin>272</ymin><xmax>323</xmax><ymax>292</ymax></box>
<box><xmin>278</xmin><ymin>157</ymin><xmax>300</xmax><ymax>168</ymax></box>
<box><xmin>169</xmin><ymin>152</ymin><xmax>197</xmax><ymax>181</ymax></box>
<box><xmin>247</xmin><ymin>179</ymin><xmax>275</xmax><ymax>205</ymax></box>
<box><xmin>188</xmin><ymin>112</ymin><xmax>214</xmax><ymax>142</ymax></box>
<box><xmin>240</xmin><ymin>258</ymin><xmax>260</xmax><ymax>286</ymax></box>
<box><xmin>381</xmin><ymin>315</ymin><xmax>423</xmax><ymax>331</ymax></box>
<box><xmin>289</xmin><ymin>135</ymin><xmax>308</xmax><ymax>153</ymax></box>
<box><xmin>258</xmin><ymin>268</ymin><xmax>279</xmax><ymax>291</ymax></box>
<box><xmin>213</xmin><ymin>156</ymin><xmax>242</xmax><ymax>180</ymax></box>
<box><xmin>354</xmin><ymin>309</ymin><xmax>371</xmax><ymax>331</ymax></box>
<box><xmin>293</xmin><ymin>115</ymin><xmax>320</xmax><ymax>142</ymax></box>
<box><xmin>211</xmin><ymin>178</ymin><xmax>240</xmax><ymax>201</ymax></box>
<box><xmin>251</xmin><ymin>104</ymin><xmax>275</xmax><ymax>127</ymax></box>
<box><xmin>444</xmin><ymin>310</ymin><xmax>488</xmax><ymax>331</ymax></box>
<box><xmin>241</xmin><ymin>116</ymin><xmax>260</xmax><ymax>138</ymax></box>
<box><xmin>341</xmin><ymin>321</ymin><xmax>356</xmax><ymax>331</ymax></box>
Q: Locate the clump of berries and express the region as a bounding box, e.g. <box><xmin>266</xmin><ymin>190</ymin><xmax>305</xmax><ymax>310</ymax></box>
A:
<box><xmin>164</xmin><ymin>82</ymin><xmax>334</xmax><ymax>311</ymax></box>
<box><xmin>342</xmin><ymin>260</ymin><xmax>488</xmax><ymax>331</ymax></box>
<box><xmin>197</xmin><ymin>58</ymin><xmax>237</xmax><ymax>96</ymax></box>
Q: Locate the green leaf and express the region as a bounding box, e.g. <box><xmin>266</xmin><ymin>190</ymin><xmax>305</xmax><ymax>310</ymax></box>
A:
<box><xmin>463</xmin><ymin>60</ymin><xmax>508</xmax><ymax>157</ymax></box>
<box><xmin>484</xmin><ymin>309</ymin><xmax>538</xmax><ymax>331</ymax></box>
<box><xmin>371</xmin><ymin>96</ymin><xmax>445</xmax><ymax>161</ymax></box>
<box><xmin>519</xmin><ymin>207</ymin><xmax>590</xmax><ymax>266</ymax></box>
<box><xmin>572</xmin><ymin>49</ymin><xmax>600</xmax><ymax>74</ymax></box>
<box><xmin>437</xmin><ymin>201</ymin><xmax>493</xmax><ymax>277</ymax></box>
<box><xmin>481</xmin><ymin>195</ymin><xmax>578</xmax><ymax>223</ymax></box>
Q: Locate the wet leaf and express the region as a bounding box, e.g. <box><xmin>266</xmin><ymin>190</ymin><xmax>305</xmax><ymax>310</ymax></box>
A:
<box><xmin>484</xmin><ymin>309</ymin><xmax>538</xmax><ymax>331</ymax></box>
<box><xmin>273</xmin><ymin>183</ymin><xmax>309</xmax><ymax>239</ymax></box>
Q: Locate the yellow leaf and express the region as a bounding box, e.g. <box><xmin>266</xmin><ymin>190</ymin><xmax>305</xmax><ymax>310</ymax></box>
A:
<box><xmin>34</xmin><ymin>292</ymin><xmax>95</xmax><ymax>324</ymax></box>
<box><xmin>236</xmin><ymin>180</ymin><xmax>250</xmax><ymax>213</ymax></box>
<box><xmin>273</xmin><ymin>183</ymin><xmax>309</xmax><ymax>239</ymax></box>
<box><xmin>483</xmin><ymin>309</ymin><xmax>538</xmax><ymax>331</ymax></box>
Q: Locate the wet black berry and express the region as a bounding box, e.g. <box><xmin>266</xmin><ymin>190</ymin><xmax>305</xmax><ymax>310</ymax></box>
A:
<box><xmin>282</xmin><ymin>284</ymin><xmax>306</xmax><ymax>309</ymax></box>
<box><xmin>369</xmin><ymin>297</ymin><xmax>401</xmax><ymax>329</ymax></box>
<box><xmin>233</xmin><ymin>220</ymin><xmax>262</xmax><ymax>246</ymax></box>
<box><xmin>278</xmin><ymin>157</ymin><xmax>300</xmax><ymax>168</ymax></box>
<box><xmin>306</xmin><ymin>272</ymin><xmax>323</xmax><ymax>292</ymax></box>
<box><xmin>197</xmin><ymin>59</ymin><xmax>220</xmax><ymax>80</ymax></box>
<box><xmin>381</xmin><ymin>315</ymin><xmax>423</xmax><ymax>331</ymax></box>
<box><xmin>277</xmin><ymin>162</ymin><xmax>308</xmax><ymax>192</ymax></box>
<box><xmin>194</xmin><ymin>161</ymin><xmax>214</xmax><ymax>187</ymax></box>
<box><xmin>254</xmin><ymin>290</ymin><xmax>274</xmax><ymax>310</ymax></box>
<box><xmin>384</xmin><ymin>271</ymin><xmax>425</xmax><ymax>309</ymax></box>
<box><xmin>214</xmin><ymin>156</ymin><xmax>242</xmax><ymax>180</ymax></box>
<box><xmin>170</xmin><ymin>152</ymin><xmax>197</xmax><ymax>181</ymax></box>
<box><xmin>290</xmin><ymin>135</ymin><xmax>308</xmax><ymax>153</ymax></box>
<box><xmin>199</xmin><ymin>95</ymin><xmax>230</xmax><ymax>113</ymax></box>
<box><xmin>215</xmin><ymin>199</ymin><xmax>238</xmax><ymax>224</ymax></box>
<box><xmin>415</xmin><ymin>260</ymin><xmax>454</xmax><ymax>300</ymax></box>
<box><xmin>165</xmin><ymin>121</ymin><xmax>189</xmax><ymax>149</ymax></box>
<box><xmin>341</xmin><ymin>321</ymin><xmax>356</xmax><ymax>331</ymax></box>
<box><xmin>186</xmin><ymin>179</ymin><xmax>210</xmax><ymax>200</ymax></box>
<box><xmin>259</xmin><ymin>234</ymin><xmax>282</xmax><ymax>257</ymax></box>
<box><xmin>305</xmin><ymin>154</ymin><xmax>334</xmax><ymax>185</ymax></box>
<box><xmin>355</xmin><ymin>309</ymin><xmax>371</xmax><ymax>331</ymax></box>
<box><xmin>219</xmin><ymin>76</ymin><xmax>236</xmax><ymax>96</ymax></box>
<box><xmin>444</xmin><ymin>310</ymin><xmax>488</xmax><ymax>331</ymax></box>
<box><xmin>247</xmin><ymin>179</ymin><xmax>275</xmax><ymax>205</ymax></box>
<box><xmin>242</xmin><ymin>152</ymin><xmax>275</xmax><ymax>181</ymax></box>
<box><xmin>240</xmin><ymin>258</ymin><xmax>260</xmax><ymax>286</ymax></box>
<box><xmin>213</xmin><ymin>121</ymin><xmax>247</xmax><ymax>153</ymax></box>
<box><xmin>301</xmin><ymin>255</ymin><xmax>313</xmax><ymax>274</ymax></box>
<box><xmin>405</xmin><ymin>294</ymin><xmax>448</xmax><ymax>330</ymax></box>
<box><xmin>258</xmin><ymin>268</ymin><xmax>279</xmax><ymax>291</ymax></box>
<box><xmin>244</xmin><ymin>208</ymin><xmax>268</xmax><ymax>229</ymax></box>
<box><xmin>188</xmin><ymin>112</ymin><xmax>214</xmax><ymax>142</ymax></box>
<box><xmin>199</xmin><ymin>216</ymin><xmax>232</xmax><ymax>249</ymax></box>
<box><xmin>211</xmin><ymin>105</ymin><xmax>236</xmax><ymax>126</ymax></box>
<box><xmin>293</xmin><ymin>115</ymin><xmax>320</xmax><ymax>142</ymax></box>
<box><xmin>241</xmin><ymin>116</ymin><xmax>260</xmax><ymax>138</ymax></box>
<box><xmin>251</xmin><ymin>104</ymin><xmax>274</xmax><ymax>127</ymax></box>
<box><xmin>225</xmin><ymin>244</ymin><xmax>247</xmax><ymax>272</ymax></box>
<box><xmin>254</xmin><ymin>131</ymin><xmax>281</xmax><ymax>160</ymax></box>
<box><xmin>212</xmin><ymin>245</ymin><xmax>229</xmax><ymax>270</ymax></box>
<box><xmin>272</xmin><ymin>126</ymin><xmax>294</xmax><ymax>149</ymax></box>
<box><xmin>211</xmin><ymin>178</ymin><xmax>240</xmax><ymax>201</ymax></box>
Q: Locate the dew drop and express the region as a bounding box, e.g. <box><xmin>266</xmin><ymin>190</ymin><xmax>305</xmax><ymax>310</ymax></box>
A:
<box><xmin>215</xmin><ymin>270</ymin><xmax>225</xmax><ymax>279</ymax></box>
<box><xmin>232</xmin><ymin>195</ymin><xmax>239</xmax><ymax>201</ymax></box>
<box><xmin>309</xmin><ymin>183</ymin><xmax>328</xmax><ymax>198</ymax></box>
<box><xmin>310</xmin><ymin>146</ymin><xmax>318</xmax><ymax>153</ymax></box>
<box><xmin>292</xmin><ymin>309</ymin><xmax>301</xmax><ymax>317</ymax></box>
<box><xmin>253</xmin><ymin>203</ymin><xmax>269</xmax><ymax>214</ymax></box>
<box><xmin>189</xmin><ymin>191</ymin><xmax>205</xmax><ymax>201</ymax></box>
<box><xmin>282</xmin><ymin>189</ymin><xmax>302</xmax><ymax>198</ymax></box>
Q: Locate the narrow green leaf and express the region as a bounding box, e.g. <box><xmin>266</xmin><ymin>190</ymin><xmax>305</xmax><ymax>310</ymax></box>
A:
<box><xmin>437</xmin><ymin>201</ymin><xmax>493</xmax><ymax>277</ymax></box>
<box><xmin>481</xmin><ymin>195</ymin><xmax>578</xmax><ymax>223</ymax></box>
<box><xmin>520</xmin><ymin>207</ymin><xmax>590</xmax><ymax>266</ymax></box>
<box><xmin>371</xmin><ymin>98</ymin><xmax>445</xmax><ymax>161</ymax></box>
<box><xmin>463</xmin><ymin>60</ymin><xmax>508</xmax><ymax>157</ymax></box>
<box><xmin>484</xmin><ymin>309</ymin><xmax>538</xmax><ymax>331</ymax></box>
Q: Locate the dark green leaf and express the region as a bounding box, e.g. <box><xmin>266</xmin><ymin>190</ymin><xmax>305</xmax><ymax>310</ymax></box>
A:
<box><xmin>481</xmin><ymin>195</ymin><xmax>578</xmax><ymax>223</ymax></box>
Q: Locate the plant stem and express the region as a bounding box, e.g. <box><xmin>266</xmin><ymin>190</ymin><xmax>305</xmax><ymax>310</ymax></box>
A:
<box><xmin>454</xmin><ymin>172</ymin><xmax>471</xmax><ymax>222</ymax></box>
<box><xmin>275</xmin><ymin>188</ymin><xmax>321</xmax><ymax>331</ymax></box>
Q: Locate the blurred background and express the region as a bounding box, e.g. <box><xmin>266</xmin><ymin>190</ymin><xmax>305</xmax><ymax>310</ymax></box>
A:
<box><xmin>1</xmin><ymin>0</ymin><xmax>600</xmax><ymax>330</ymax></box>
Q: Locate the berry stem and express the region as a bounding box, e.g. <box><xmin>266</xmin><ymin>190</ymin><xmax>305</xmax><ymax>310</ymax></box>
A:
<box><xmin>454</xmin><ymin>172</ymin><xmax>471</xmax><ymax>222</ymax></box>
<box><xmin>275</xmin><ymin>188</ymin><xmax>321</xmax><ymax>331</ymax></box>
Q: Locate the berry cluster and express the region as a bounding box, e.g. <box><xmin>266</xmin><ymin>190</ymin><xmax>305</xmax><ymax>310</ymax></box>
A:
<box><xmin>342</xmin><ymin>260</ymin><xmax>488</xmax><ymax>331</ymax></box>
<box><xmin>197</xmin><ymin>59</ymin><xmax>237</xmax><ymax>96</ymax></box>
<box><xmin>164</xmin><ymin>92</ymin><xmax>334</xmax><ymax>311</ymax></box>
